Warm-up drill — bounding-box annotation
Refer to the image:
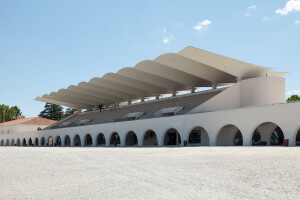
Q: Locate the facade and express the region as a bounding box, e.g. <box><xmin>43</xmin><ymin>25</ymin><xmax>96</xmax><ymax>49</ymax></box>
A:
<box><xmin>1</xmin><ymin>46</ymin><xmax>299</xmax><ymax>147</ymax></box>
<box><xmin>0</xmin><ymin>117</ymin><xmax>56</xmax><ymax>146</ymax></box>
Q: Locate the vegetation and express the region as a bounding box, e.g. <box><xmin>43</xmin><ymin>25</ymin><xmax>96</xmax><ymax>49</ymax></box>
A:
<box><xmin>39</xmin><ymin>103</ymin><xmax>78</xmax><ymax>120</ymax></box>
<box><xmin>0</xmin><ymin>104</ymin><xmax>22</xmax><ymax>123</ymax></box>
<box><xmin>287</xmin><ymin>95</ymin><xmax>300</xmax><ymax>102</ymax></box>
<box><xmin>38</xmin><ymin>103</ymin><xmax>64</xmax><ymax>121</ymax></box>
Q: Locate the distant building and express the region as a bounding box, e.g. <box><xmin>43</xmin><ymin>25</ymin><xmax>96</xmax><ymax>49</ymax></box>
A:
<box><xmin>1</xmin><ymin>46</ymin><xmax>299</xmax><ymax>147</ymax></box>
<box><xmin>0</xmin><ymin>117</ymin><xmax>56</xmax><ymax>146</ymax></box>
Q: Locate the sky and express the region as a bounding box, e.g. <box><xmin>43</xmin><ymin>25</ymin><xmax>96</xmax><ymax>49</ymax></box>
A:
<box><xmin>0</xmin><ymin>0</ymin><xmax>300</xmax><ymax>117</ymax></box>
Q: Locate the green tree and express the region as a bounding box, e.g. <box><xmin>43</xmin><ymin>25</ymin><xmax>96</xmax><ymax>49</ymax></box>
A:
<box><xmin>38</xmin><ymin>103</ymin><xmax>64</xmax><ymax>121</ymax></box>
<box><xmin>65</xmin><ymin>108</ymin><xmax>78</xmax><ymax>117</ymax></box>
<box><xmin>287</xmin><ymin>95</ymin><xmax>300</xmax><ymax>102</ymax></box>
<box><xmin>0</xmin><ymin>104</ymin><xmax>22</xmax><ymax>123</ymax></box>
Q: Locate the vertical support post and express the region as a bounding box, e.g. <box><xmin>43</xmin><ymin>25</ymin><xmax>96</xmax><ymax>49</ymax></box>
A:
<box><xmin>156</xmin><ymin>95</ymin><xmax>160</xmax><ymax>100</ymax></box>
<box><xmin>191</xmin><ymin>88</ymin><xmax>195</xmax><ymax>93</ymax></box>
<box><xmin>212</xmin><ymin>83</ymin><xmax>217</xmax><ymax>89</ymax></box>
<box><xmin>172</xmin><ymin>91</ymin><xmax>177</xmax><ymax>97</ymax></box>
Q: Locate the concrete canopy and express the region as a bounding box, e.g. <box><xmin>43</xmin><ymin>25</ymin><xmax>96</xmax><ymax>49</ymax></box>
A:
<box><xmin>35</xmin><ymin>46</ymin><xmax>286</xmax><ymax>109</ymax></box>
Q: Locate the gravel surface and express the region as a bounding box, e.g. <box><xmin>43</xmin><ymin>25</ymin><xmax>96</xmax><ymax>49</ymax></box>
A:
<box><xmin>0</xmin><ymin>147</ymin><xmax>299</xmax><ymax>200</ymax></box>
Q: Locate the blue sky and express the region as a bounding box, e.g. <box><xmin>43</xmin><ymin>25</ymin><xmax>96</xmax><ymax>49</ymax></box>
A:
<box><xmin>0</xmin><ymin>0</ymin><xmax>300</xmax><ymax>117</ymax></box>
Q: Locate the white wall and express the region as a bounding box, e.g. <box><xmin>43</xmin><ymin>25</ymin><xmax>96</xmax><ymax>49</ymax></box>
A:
<box><xmin>189</xmin><ymin>77</ymin><xmax>285</xmax><ymax>113</ymax></box>
<box><xmin>1</xmin><ymin>101</ymin><xmax>300</xmax><ymax>147</ymax></box>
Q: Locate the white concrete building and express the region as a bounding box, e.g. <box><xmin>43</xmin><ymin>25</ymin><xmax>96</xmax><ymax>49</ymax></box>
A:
<box><xmin>0</xmin><ymin>117</ymin><xmax>56</xmax><ymax>146</ymax></box>
<box><xmin>1</xmin><ymin>46</ymin><xmax>299</xmax><ymax>147</ymax></box>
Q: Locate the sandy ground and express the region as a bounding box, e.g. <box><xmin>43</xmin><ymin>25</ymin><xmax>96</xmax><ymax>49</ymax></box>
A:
<box><xmin>0</xmin><ymin>147</ymin><xmax>299</xmax><ymax>200</ymax></box>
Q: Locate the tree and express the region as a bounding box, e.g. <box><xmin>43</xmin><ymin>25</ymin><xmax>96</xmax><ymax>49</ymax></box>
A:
<box><xmin>287</xmin><ymin>95</ymin><xmax>300</xmax><ymax>102</ymax></box>
<box><xmin>38</xmin><ymin>103</ymin><xmax>64</xmax><ymax>121</ymax></box>
<box><xmin>65</xmin><ymin>108</ymin><xmax>78</xmax><ymax>117</ymax></box>
<box><xmin>0</xmin><ymin>104</ymin><xmax>22</xmax><ymax>123</ymax></box>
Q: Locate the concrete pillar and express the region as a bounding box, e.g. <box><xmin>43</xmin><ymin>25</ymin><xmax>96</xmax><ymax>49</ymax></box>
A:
<box><xmin>141</xmin><ymin>97</ymin><xmax>145</xmax><ymax>102</ymax></box>
<box><xmin>70</xmin><ymin>137</ymin><xmax>74</xmax><ymax>147</ymax></box>
<box><xmin>81</xmin><ymin>136</ymin><xmax>85</xmax><ymax>147</ymax></box>
<box><xmin>191</xmin><ymin>88</ymin><xmax>196</xmax><ymax>93</ymax></box>
<box><xmin>212</xmin><ymin>83</ymin><xmax>217</xmax><ymax>89</ymax></box>
<box><xmin>157</xmin><ymin>131</ymin><xmax>164</xmax><ymax>147</ymax></box>
<box><xmin>172</xmin><ymin>91</ymin><xmax>177</xmax><ymax>97</ymax></box>
<box><xmin>242</xmin><ymin>130</ymin><xmax>253</xmax><ymax>146</ymax></box>
<box><xmin>155</xmin><ymin>95</ymin><xmax>160</xmax><ymax>100</ymax></box>
<box><xmin>61</xmin><ymin>136</ymin><xmax>65</xmax><ymax>147</ymax></box>
<box><xmin>115</xmin><ymin>102</ymin><xmax>119</xmax><ymax>107</ymax></box>
<box><xmin>128</xmin><ymin>99</ymin><xmax>132</xmax><ymax>105</ymax></box>
<box><xmin>92</xmin><ymin>135</ymin><xmax>97</xmax><ymax>146</ymax></box>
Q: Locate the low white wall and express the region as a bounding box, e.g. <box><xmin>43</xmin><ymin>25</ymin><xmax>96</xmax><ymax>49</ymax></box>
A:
<box><xmin>1</xmin><ymin>101</ymin><xmax>300</xmax><ymax>147</ymax></box>
<box><xmin>189</xmin><ymin>77</ymin><xmax>285</xmax><ymax>113</ymax></box>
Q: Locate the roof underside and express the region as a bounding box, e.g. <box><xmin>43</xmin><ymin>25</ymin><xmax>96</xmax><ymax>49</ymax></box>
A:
<box><xmin>35</xmin><ymin>46</ymin><xmax>287</xmax><ymax>109</ymax></box>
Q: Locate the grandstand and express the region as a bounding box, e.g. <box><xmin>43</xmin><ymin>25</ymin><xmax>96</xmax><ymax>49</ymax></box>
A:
<box><xmin>2</xmin><ymin>46</ymin><xmax>300</xmax><ymax>147</ymax></box>
<box><xmin>47</xmin><ymin>88</ymin><xmax>223</xmax><ymax>129</ymax></box>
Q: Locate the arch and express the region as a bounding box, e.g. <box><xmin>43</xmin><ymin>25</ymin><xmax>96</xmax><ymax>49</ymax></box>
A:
<box><xmin>143</xmin><ymin>130</ymin><xmax>157</xmax><ymax>146</ymax></box>
<box><xmin>217</xmin><ymin>124</ymin><xmax>242</xmax><ymax>146</ymax></box>
<box><xmin>28</xmin><ymin>138</ymin><xmax>33</xmax><ymax>146</ymax></box>
<box><xmin>64</xmin><ymin>135</ymin><xmax>71</xmax><ymax>146</ymax></box>
<box><xmin>16</xmin><ymin>139</ymin><xmax>21</xmax><ymax>146</ymax></box>
<box><xmin>164</xmin><ymin>128</ymin><xmax>181</xmax><ymax>146</ymax></box>
<box><xmin>1</xmin><ymin>139</ymin><xmax>4</xmax><ymax>146</ymax></box>
<box><xmin>5</xmin><ymin>139</ymin><xmax>10</xmax><ymax>146</ymax></box>
<box><xmin>34</xmin><ymin>138</ymin><xmax>39</xmax><ymax>146</ymax></box>
<box><xmin>296</xmin><ymin>129</ymin><xmax>300</xmax><ymax>146</ymax></box>
<box><xmin>110</xmin><ymin>132</ymin><xmax>120</xmax><ymax>146</ymax></box>
<box><xmin>48</xmin><ymin>136</ymin><xmax>53</xmax><ymax>146</ymax></box>
<box><xmin>22</xmin><ymin>138</ymin><xmax>27</xmax><ymax>146</ymax></box>
<box><xmin>74</xmin><ymin>135</ymin><xmax>81</xmax><ymax>147</ymax></box>
<box><xmin>125</xmin><ymin>131</ymin><xmax>138</xmax><ymax>146</ymax></box>
<box><xmin>252</xmin><ymin>122</ymin><xmax>284</xmax><ymax>146</ymax></box>
<box><xmin>55</xmin><ymin>136</ymin><xmax>62</xmax><ymax>146</ymax></box>
<box><xmin>41</xmin><ymin>137</ymin><xmax>45</xmax><ymax>146</ymax></box>
<box><xmin>11</xmin><ymin>139</ymin><xmax>15</xmax><ymax>146</ymax></box>
<box><xmin>97</xmin><ymin>133</ymin><xmax>106</xmax><ymax>146</ymax></box>
<box><xmin>85</xmin><ymin>134</ymin><xmax>93</xmax><ymax>146</ymax></box>
<box><xmin>188</xmin><ymin>127</ymin><xmax>209</xmax><ymax>146</ymax></box>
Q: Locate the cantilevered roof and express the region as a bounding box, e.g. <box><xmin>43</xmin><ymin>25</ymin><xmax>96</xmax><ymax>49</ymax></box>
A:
<box><xmin>35</xmin><ymin>46</ymin><xmax>286</xmax><ymax>109</ymax></box>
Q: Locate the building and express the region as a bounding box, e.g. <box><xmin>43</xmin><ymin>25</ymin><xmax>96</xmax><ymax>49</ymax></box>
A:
<box><xmin>0</xmin><ymin>117</ymin><xmax>56</xmax><ymax>146</ymax></box>
<box><xmin>1</xmin><ymin>46</ymin><xmax>300</xmax><ymax>147</ymax></box>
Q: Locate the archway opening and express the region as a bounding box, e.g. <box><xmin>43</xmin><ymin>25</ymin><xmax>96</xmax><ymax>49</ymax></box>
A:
<box><xmin>22</xmin><ymin>138</ymin><xmax>27</xmax><ymax>146</ymax></box>
<box><xmin>164</xmin><ymin>128</ymin><xmax>181</xmax><ymax>146</ymax></box>
<box><xmin>41</xmin><ymin>137</ymin><xmax>45</xmax><ymax>146</ymax></box>
<box><xmin>48</xmin><ymin>136</ymin><xmax>53</xmax><ymax>146</ymax></box>
<box><xmin>97</xmin><ymin>133</ymin><xmax>106</xmax><ymax>146</ymax></box>
<box><xmin>16</xmin><ymin>139</ymin><xmax>21</xmax><ymax>146</ymax></box>
<box><xmin>11</xmin><ymin>139</ymin><xmax>15</xmax><ymax>146</ymax></box>
<box><xmin>126</xmin><ymin>131</ymin><xmax>138</xmax><ymax>146</ymax></box>
<box><xmin>188</xmin><ymin>127</ymin><xmax>209</xmax><ymax>146</ymax></box>
<box><xmin>217</xmin><ymin>125</ymin><xmax>243</xmax><ymax>146</ymax></box>
<box><xmin>85</xmin><ymin>134</ymin><xmax>93</xmax><ymax>146</ymax></box>
<box><xmin>296</xmin><ymin>129</ymin><xmax>300</xmax><ymax>146</ymax></box>
<box><xmin>110</xmin><ymin>132</ymin><xmax>120</xmax><ymax>146</ymax></box>
<box><xmin>34</xmin><ymin>138</ymin><xmax>39</xmax><ymax>146</ymax></box>
<box><xmin>64</xmin><ymin>135</ymin><xmax>71</xmax><ymax>146</ymax></box>
<box><xmin>143</xmin><ymin>130</ymin><xmax>157</xmax><ymax>146</ymax></box>
<box><xmin>1</xmin><ymin>140</ymin><xmax>4</xmax><ymax>146</ymax></box>
<box><xmin>56</xmin><ymin>136</ymin><xmax>61</xmax><ymax>146</ymax></box>
<box><xmin>28</xmin><ymin>138</ymin><xmax>33</xmax><ymax>146</ymax></box>
<box><xmin>6</xmin><ymin>139</ymin><xmax>9</xmax><ymax>146</ymax></box>
<box><xmin>252</xmin><ymin>122</ymin><xmax>284</xmax><ymax>146</ymax></box>
<box><xmin>74</xmin><ymin>135</ymin><xmax>81</xmax><ymax>146</ymax></box>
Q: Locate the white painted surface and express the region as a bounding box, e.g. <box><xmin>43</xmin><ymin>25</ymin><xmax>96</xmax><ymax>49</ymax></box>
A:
<box><xmin>1</xmin><ymin>100</ymin><xmax>299</xmax><ymax>147</ymax></box>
